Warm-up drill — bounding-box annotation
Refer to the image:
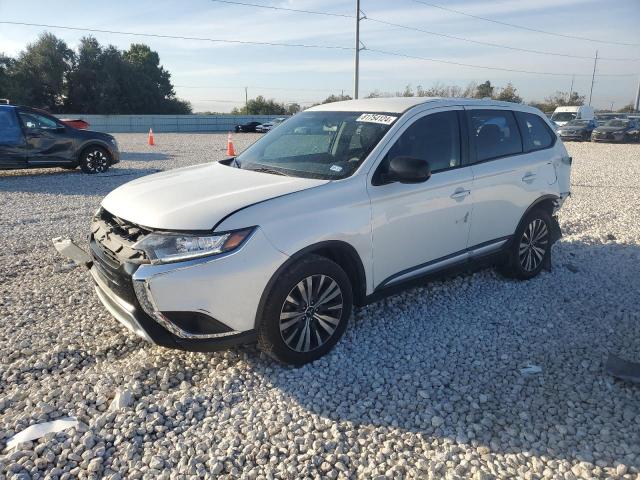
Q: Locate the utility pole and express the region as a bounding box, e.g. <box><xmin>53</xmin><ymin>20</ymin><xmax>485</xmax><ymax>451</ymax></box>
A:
<box><xmin>588</xmin><ymin>50</ymin><xmax>598</xmax><ymax>106</ymax></box>
<box><xmin>635</xmin><ymin>76</ymin><xmax>640</xmax><ymax>113</ymax></box>
<box><xmin>568</xmin><ymin>75</ymin><xmax>574</xmax><ymax>103</ymax></box>
<box><xmin>354</xmin><ymin>0</ymin><xmax>361</xmax><ymax>99</ymax></box>
<box><xmin>610</xmin><ymin>101</ymin><xmax>614</xmax><ymax>112</ymax></box>
<box><xmin>244</xmin><ymin>87</ymin><xmax>248</xmax><ymax>113</ymax></box>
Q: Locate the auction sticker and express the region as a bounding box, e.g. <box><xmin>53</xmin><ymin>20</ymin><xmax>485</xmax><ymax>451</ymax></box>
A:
<box><xmin>356</xmin><ymin>113</ymin><xmax>397</xmax><ymax>125</ymax></box>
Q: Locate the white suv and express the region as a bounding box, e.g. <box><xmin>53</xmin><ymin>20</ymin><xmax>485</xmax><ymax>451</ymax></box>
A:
<box><xmin>58</xmin><ymin>97</ymin><xmax>571</xmax><ymax>365</ymax></box>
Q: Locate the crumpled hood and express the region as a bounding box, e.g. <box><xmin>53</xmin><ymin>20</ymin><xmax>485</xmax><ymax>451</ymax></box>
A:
<box><xmin>101</xmin><ymin>162</ymin><xmax>328</xmax><ymax>230</ymax></box>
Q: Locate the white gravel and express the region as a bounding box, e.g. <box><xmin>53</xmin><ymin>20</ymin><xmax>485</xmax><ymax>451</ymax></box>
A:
<box><xmin>1</xmin><ymin>134</ymin><xmax>639</xmax><ymax>479</ymax></box>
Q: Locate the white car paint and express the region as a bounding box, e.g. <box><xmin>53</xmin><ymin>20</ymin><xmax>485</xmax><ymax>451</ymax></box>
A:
<box><xmin>90</xmin><ymin>97</ymin><xmax>571</xmax><ymax>348</ymax></box>
<box><xmin>551</xmin><ymin>105</ymin><xmax>595</xmax><ymax>126</ymax></box>
<box><xmin>101</xmin><ymin>161</ymin><xmax>327</xmax><ymax>230</ymax></box>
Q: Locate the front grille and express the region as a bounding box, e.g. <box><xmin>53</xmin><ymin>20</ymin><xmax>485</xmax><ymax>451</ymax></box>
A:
<box><xmin>91</xmin><ymin>208</ymin><xmax>149</xmax><ymax>265</ymax></box>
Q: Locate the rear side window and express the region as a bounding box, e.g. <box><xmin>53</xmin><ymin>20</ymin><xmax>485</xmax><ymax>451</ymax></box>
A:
<box><xmin>516</xmin><ymin>112</ymin><xmax>555</xmax><ymax>152</ymax></box>
<box><xmin>0</xmin><ymin>109</ymin><xmax>22</xmax><ymax>143</ymax></box>
<box><xmin>469</xmin><ymin>110</ymin><xmax>522</xmax><ymax>163</ymax></box>
<box><xmin>384</xmin><ymin>110</ymin><xmax>461</xmax><ymax>173</ymax></box>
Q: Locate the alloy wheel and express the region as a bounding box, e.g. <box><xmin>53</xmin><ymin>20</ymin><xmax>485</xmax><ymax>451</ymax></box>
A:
<box><xmin>86</xmin><ymin>149</ymin><xmax>108</xmax><ymax>173</ymax></box>
<box><xmin>279</xmin><ymin>274</ymin><xmax>343</xmax><ymax>353</ymax></box>
<box><xmin>519</xmin><ymin>218</ymin><xmax>549</xmax><ymax>272</ymax></box>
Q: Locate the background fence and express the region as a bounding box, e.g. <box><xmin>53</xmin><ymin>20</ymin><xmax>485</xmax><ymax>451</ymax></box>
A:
<box><xmin>54</xmin><ymin>114</ymin><xmax>286</xmax><ymax>133</ymax></box>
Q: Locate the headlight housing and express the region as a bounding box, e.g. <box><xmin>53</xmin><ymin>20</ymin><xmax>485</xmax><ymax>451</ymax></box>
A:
<box><xmin>109</xmin><ymin>137</ymin><xmax>118</xmax><ymax>148</ymax></box>
<box><xmin>133</xmin><ymin>228</ymin><xmax>254</xmax><ymax>264</ymax></box>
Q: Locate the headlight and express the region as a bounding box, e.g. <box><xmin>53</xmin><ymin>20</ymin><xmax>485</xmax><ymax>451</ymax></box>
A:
<box><xmin>133</xmin><ymin>228</ymin><xmax>254</xmax><ymax>264</ymax></box>
<box><xmin>109</xmin><ymin>137</ymin><xmax>118</xmax><ymax>148</ymax></box>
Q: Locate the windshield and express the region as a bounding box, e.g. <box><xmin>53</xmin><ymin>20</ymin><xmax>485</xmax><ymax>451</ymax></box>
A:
<box><xmin>604</xmin><ymin>119</ymin><xmax>628</xmax><ymax>127</ymax></box>
<box><xmin>551</xmin><ymin>112</ymin><xmax>577</xmax><ymax>122</ymax></box>
<box><xmin>236</xmin><ymin>111</ymin><xmax>396</xmax><ymax>179</ymax></box>
<box><xmin>565</xmin><ymin>120</ymin><xmax>589</xmax><ymax>127</ymax></box>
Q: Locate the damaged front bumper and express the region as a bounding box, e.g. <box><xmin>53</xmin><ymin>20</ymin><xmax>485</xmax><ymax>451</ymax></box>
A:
<box><xmin>52</xmin><ymin>237</ymin><xmax>256</xmax><ymax>352</ymax></box>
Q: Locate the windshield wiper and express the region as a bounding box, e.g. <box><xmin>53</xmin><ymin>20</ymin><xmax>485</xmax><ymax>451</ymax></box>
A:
<box><xmin>247</xmin><ymin>166</ymin><xmax>289</xmax><ymax>177</ymax></box>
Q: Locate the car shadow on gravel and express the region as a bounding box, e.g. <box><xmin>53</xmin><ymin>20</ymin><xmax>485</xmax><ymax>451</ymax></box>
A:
<box><xmin>0</xmin><ymin>167</ymin><xmax>161</xmax><ymax>196</ymax></box>
<box><xmin>252</xmin><ymin>240</ymin><xmax>640</xmax><ymax>470</ymax></box>
<box><xmin>121</xmin><ymin>151</ymin><xmax>173</xmax><ymax>162</ymax></box>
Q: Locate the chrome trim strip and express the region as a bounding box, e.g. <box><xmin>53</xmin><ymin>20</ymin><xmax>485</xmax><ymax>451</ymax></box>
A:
<box><xmin>133</xmin><ymin>279</ymin><xmax>241</xmax><ymax>340</ymax></box>
<box><xmin>469</xmin><ymin>239</ymin><xmax>508</xmax><ymax>257</ymax></box>
<box><xmin>385</xmin><ymin>251</ymin><xmax>469</xmax><ymax>287</ymax></box>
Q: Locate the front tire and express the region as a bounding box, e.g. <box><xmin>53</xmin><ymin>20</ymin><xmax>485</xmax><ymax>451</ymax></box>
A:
<box><xmin>80</xmin><ymin>146</ymin><xmax>110</xmax><ymax>174</ymax></box>
<box><xmin>257</xmin><ymin>255</ymin><xmax>353</xmax><ymax>366</ymax></box>
<box><xmin>500</xmin><ymin>209</ymin><xmax>553</xmax><ymax>280</ymax></box>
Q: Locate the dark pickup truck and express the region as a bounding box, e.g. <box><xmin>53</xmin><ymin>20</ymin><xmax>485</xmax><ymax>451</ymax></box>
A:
<box><xmin>0</xmin><ymin>104</ymin><xmax>119</xmax><ymax>173</ymax></box>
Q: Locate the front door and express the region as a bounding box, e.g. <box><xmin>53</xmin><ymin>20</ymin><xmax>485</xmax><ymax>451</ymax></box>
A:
<box><xmin>0</xmin><ymin>108</ymin><xmax>27</xmax><ymax>168</ymax></box>
<box><xmin>18</xmin><ymin>110</ymin><xmax>75</xmax><ymax>166</ymax></box>
<box><xmin>367</xmin><ymin>108</ymin><xmax>474</xmax><ymax>289</ymax></box>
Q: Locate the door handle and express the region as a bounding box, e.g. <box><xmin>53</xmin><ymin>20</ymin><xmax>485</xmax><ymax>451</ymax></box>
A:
<box><xmin>522</xmin><ymin>172</ymin><xmax>537</xmax><ymax>183</ymax></box>
<box><xmin>450</xmin><ymin>188</ymin><xmax>471</xmax><ymax>199</ymax></box>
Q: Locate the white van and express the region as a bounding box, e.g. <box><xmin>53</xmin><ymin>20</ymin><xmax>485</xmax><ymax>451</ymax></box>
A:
<box><xmin>551</xmin><ymin>105</ymin><xmax>595</xmax><ymax>126</ymax></box>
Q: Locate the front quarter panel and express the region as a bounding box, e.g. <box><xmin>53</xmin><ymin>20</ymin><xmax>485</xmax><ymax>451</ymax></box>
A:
<box><xmin>216</xmin><ymin>177</ymin><xmax>374</xmax><ymax>294</ymax></box>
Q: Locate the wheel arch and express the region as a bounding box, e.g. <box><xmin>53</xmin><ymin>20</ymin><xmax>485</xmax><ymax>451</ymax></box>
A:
<box><xmin>255</xmin><ymin>240</ymin><xmax>367</xmax><ymax>328</ymax></box>
<box><xmin>512</xmin><ymin>194</ymin><xmax>561</xmax><ymax>246</ymax></box>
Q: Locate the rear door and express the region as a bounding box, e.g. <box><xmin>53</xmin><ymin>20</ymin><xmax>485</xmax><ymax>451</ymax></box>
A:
<box><xmin>465</xmin><ymin>107</ymin><xmax>557</xmax><ymax>248</ymax></box>
<box><xmin>17</xmin><ymin>109</ymin><xmax>75</xmax><ymax>166</ymax></box>
<box><xmin>0</xmin><ymin>108</ymin><xmax>27</xmax><ymax>168</ymax></box>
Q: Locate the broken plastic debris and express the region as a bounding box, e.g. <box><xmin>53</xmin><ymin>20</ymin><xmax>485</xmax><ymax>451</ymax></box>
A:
<box><xmin>5</xmin><ymin>417</ymin><xmax>78</xmax><ymax>451</ymax></box>
<box><xmin>520</xmin><ymin>364</ymin><xmax>543</xmax><ymax>375</ymax></box>
<box><xmin>51</xmin><ymin>237</ymin><xmax>92</xmax><ymax>266</ymax></box>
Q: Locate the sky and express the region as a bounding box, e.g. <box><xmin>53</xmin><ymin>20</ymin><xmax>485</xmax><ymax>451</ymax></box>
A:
<box><xmin>1</xmin><ymin>0</ymin><xmax>639</xmax><ymax>112</ymax></box>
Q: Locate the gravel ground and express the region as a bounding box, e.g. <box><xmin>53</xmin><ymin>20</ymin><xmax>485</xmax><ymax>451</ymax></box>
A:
<box><xmin>1</xmin><ymin>133</ymin><xmax>639</xmax><ymax>479</ymax></box>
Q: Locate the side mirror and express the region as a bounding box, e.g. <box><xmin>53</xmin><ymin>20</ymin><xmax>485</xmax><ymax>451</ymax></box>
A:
<box><xmin>384</xmin><ymin>156</ymin><xmax>431</xmax><ymax>184</ymax></box>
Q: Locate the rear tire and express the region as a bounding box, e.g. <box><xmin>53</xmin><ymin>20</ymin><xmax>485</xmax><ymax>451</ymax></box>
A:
<box><xmin>257</xmin><ymin>255</ymin><xmax>353</xmax><ymax>366</ymax></box>
<box><xmin>80</xmin><ymin>146</ymin><xmax>110</xmax><ymax>174</ymax></box>
<box><xmin>499</xmin><ymin>208</ymin><xmax>553</xmax><ymax>280</ymax></box>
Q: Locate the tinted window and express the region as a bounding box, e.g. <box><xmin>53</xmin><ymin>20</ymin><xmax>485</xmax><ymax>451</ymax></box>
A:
<box><xmin>18</xmin><ymin>111</ymin><xmax>59</xmax><ymax>130</ymax></box>
<box><xmin>0</xmin><ymin>109</ymin><xmax>23</xmax><ymax>143</ymax></box>
<box><xmin>469</xmin><ymin>110</ymin><xmax>522</xmax><ymax>162</ymax></box>
<box><xmin>384</xmin><ymin>111</ymin><xmax>461</xmax><ymax>173</ymax></box>
<box><xmin>517</xmin><ymin>112</ymin><xmax>554</xmax><ymax>151</ymax></box>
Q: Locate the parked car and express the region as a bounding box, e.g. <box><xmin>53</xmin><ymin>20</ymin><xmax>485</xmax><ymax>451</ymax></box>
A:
<box><xmin>0</xmin><ymin>105</ymin><xmax>119</xmax><ymax>173</ymax></box>
<box><xmin>55</xmin><ymin>97</ymin><xmax>570</xmax><ymax>365</ymax></box>
<box><xmin>60</xmin><ymin>118</ymin><xmax>90</xmax><ymax>130</ymax></box>
<box><xmin>550</xmin><ymin>105</ymin><xmax>595</xmax><ymax>126</ymax></box>
<box><xmin>556</xmin><ymin>119</ymin><xmax>597</xmax><ymax>141</ymax></box>
<box><xmin>234</xmin><ymin>121</ymin><xmax>262</xmax><ymax>133</ymax></box>
<box><xmin>591</xmin><ymin>118</ymin><xmax>640</xmax><ymax>143</ymax></box>
<box><xmin>256</xmin><ymin>117</ymin><xmax>286</xmax><ymax>132</ymax></box>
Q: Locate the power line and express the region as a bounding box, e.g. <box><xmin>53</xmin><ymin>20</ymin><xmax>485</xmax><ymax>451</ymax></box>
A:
<box><xmin>411</xmin><ymin>0</ymin><xmax>640</xmax><ymax>47</ymax></box>
<box><xmin>364</xmin><ymin>17</ymin><xmax>640</xmax><ymax>61</ymax></box>
<box><xmin>210</xmin><ymin>0</ymin><xmax>353</xmax><ymax>18</ymax></box>
<box><xmin>175</xmin><ymin>84</ymin><xmax>342</xmax><ymax>92</ymax></box>
<box><xmin>0</xmin><ymin>21</ymin><xmax>352</xmax><ymax>51</ymax></box>
<box><xmin>210</xmin><ymin>0</ymin><xmax>638</xmax><ymax>61</ymax></box>
<box><xmin>365</xmin><ymin>47</ymin><xmax>637</xmax><ymax>77</ymax></box>
<box><xmin>3</xmin><ymin>20</ymin><xmax>635</xmax><ymax>78</ymax></box>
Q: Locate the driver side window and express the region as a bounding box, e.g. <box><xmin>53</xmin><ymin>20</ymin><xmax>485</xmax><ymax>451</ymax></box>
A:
<box><xmin>19</xmin><ymin>111</ymin><xmax>59</xmax><ymax>130</ymax></box>
<box><xmin>378</xmin><ymin>111</ymin><xmax>461</xmax><ymax>177</ymax></box>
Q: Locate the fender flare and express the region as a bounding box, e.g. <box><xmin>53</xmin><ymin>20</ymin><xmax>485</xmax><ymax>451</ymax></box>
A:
<box><xmin>253</xmin><ymin>240</ymin><xmax>367</xmax><ymax>327</ymax></box>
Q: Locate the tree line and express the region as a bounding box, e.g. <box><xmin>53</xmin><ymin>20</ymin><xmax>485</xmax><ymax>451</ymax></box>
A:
<box><xmin>0</xmin><ymin>33</ymin><xmax>191</xmax><ymax>114</ymax></box>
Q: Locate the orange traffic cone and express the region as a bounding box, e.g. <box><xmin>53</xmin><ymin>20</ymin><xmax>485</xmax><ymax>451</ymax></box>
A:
<box><xmin>148</xmin><ymin>128</ymin><xmax>155</xmax><ymax>146</ymax></box>
<box><xmin>227</xmin><ymin>132</ymin><xmax>236</xmax><ymax>156</ymax></box>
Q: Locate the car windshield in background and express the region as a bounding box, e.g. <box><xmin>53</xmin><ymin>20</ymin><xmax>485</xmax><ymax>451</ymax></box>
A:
<box><xmin>236</xmin><ymin>111</ymin><xmax>396</xmax><ymax>180</ymax></box>
<box><xmin>566</xmin><ymin>120</ymin><xmax>590</xmax><ymax>126</ymax></box>
<box><xmin>551</xmin><ymin>112</ymin><xmax>577</xmax><ymax>122</ymax></box>
<box><xmin>604</xmin><ymin>120</ymin><xmax>629</xmax><ymax>127</ymax></box>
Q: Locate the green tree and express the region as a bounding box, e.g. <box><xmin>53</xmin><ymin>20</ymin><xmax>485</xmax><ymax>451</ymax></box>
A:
<box><xmin>8</xmin><ymin>33</ymin><xmax>75</xmax><ymax>111</ymax></box>
<box><xmin>0</xmin><ymin>53</ymin><xmax>14</xmax><ymax>99</ymax></box>
<box><xmin>231</xmin><ymin>96</ymin><xmax>287</xmax><ymax>115</ymax></box>
<box><xmin>475</xmin><ymin>80</ymin><xmax>494</xmax><ymax>99</ymax></box>
<box><xmin>495</xmin><ymin>83</ymin><xmax>522</xmax><ymax>103</ymax></box>
<box><xmin>321</xmin><ymin>93</ymin><xmax>352</xmax><ymax>104</ymax></box>
<box><xmin>66</xmin><ymin>37</ymin><xmax>103</xmax><ymax>113</ymax></box>
<box><xmin>286</xmin><ymin>103</ymin><xmax>301</xmax><ymax>115</ymax></box>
